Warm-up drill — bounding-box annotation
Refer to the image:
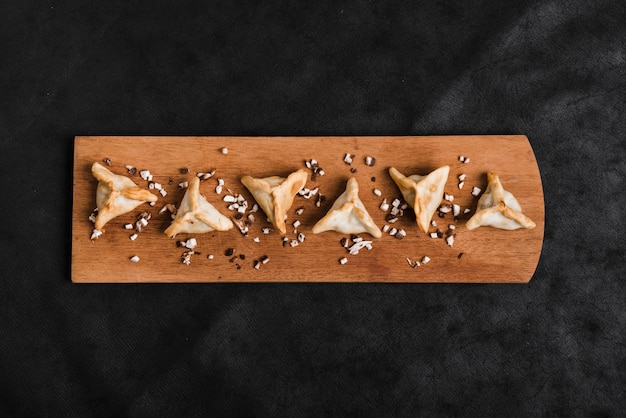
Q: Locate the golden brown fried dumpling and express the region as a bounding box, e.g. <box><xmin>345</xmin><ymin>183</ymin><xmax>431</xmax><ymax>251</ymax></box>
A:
<box><xmin>389</xmin><ymin>166</ymin><xmax>450</xmax><ymax>233</ymax></box>
<box><xmin>466</xmin><ymin>172</ymin><xmax>536</xmax><ymax>231</ymax></box>
<box><xmin>312</xmin><ymin>178</ymin><xmax>382</xmax><ymax>238</ymax></box>
<box><xmin>164</xmin><ymin>176</ymin><xmax>233</xmax><ymax>237</ymax></box>
<box><xmin>240</xmin><ymin>169</ymin><xmax>308</xmax><ymax>235</ymax></box>
<box><xmin>92</xmin><ymin>162</ymin><xmax>158</xmax><ymax>231</ymax></box>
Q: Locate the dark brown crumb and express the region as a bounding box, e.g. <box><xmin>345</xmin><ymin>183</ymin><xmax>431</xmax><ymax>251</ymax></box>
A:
<box><xmin>438</xmin><ymin>212</ymin><xmax>446</xmax><ymax>218</ymax></box>
<box><xmin>225</xmin><ymin>248</ymin><xmax>234</xmax><ymax>256</ymax></box>
<box><xmin>180</xmin><ymin>167</ymin><xmax>189</xmax><ymax>174</ymax></box>
<box><xmin>229</xmin><ymin>256</ymin><xmax>238</xmax><ymax>263</ymax></box>
<box><xmin>239</xmin><ymin>254</ymin><xmax>246</xmax><ymax>260</ymax></box>
<box><xmin>236</xmin><ymin>264</ymin><xmax>242</xmax><ymax>270</ymax></box>
<box><xmin>103</xmin><ymin>158</ymin><xmax>112</xmax><ymax>166</ymax></box>
<box><xmin>386</xmin><ymin>214</ymin><xmax>399</xmax><ymax>223</ymax></box>
<box><xmin>371</xmin><ymin>176</ymin><xmax>376</xmax><ymax>182</ymax></box>
<box><xmin>234</xmin><ymin>213</ymin><xmax>243</xmax><ymax>220</ymax></box>
<box><xmin>168</xmin><ymin>177</ymin><xmax>173</xmax><ymax>185</ymax></box>
<box><xmin>128</xmin><ymin>167</ymin><xmax>137</xmax><ymax>175</ymax></box>
<box><xmin>436</xmin><ymin>229</ymin><xmax>443</xmax><ymax>238</ymax></box>
<box><xmin>350</xmin><ymin>168</ymin><xmax>357</xmax><ymax>173</ymax></box>
<box><xmin>457</xmin><ymin>252</ymin><xmax>464</xmax><ymax>259</ymax></box>
<box><xmin>137</xmin><ymin>211</ymin><xmax>152</xmax><ymax>221</ymax></box>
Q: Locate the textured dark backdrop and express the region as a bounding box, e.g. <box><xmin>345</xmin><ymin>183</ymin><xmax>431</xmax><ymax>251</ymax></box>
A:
<box><xmin>1</xmin><ymin>0</ymin><xmax>625</xmax><ymax>416</ymax></box>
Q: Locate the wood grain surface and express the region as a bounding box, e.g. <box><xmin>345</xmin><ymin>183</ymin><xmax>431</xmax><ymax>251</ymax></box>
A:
<box><xmin>71</xmin><ymin>136</ymin><xmax>544</xmax><ymax>283</ymax></box>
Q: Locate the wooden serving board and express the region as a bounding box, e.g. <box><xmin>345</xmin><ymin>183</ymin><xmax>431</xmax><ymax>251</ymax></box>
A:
<box><xmin>72</xmin><ymin>136</ymin><xmax>544</xmax><ymax>283</ymax></box>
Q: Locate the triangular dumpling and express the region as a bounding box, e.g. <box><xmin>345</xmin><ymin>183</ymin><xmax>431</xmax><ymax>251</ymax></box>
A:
<box><xmin>389</xmin><ymin>166</ymin><xmax>450</xmax><ymax>233</ymax></box>
<box><xmin>241</xmin><ymin>169</ymin><xmax>308</xmax><ymax>235</ymax></box>
<box><xmin>466</xmin><ymin>172</ymin><xmax>536</xmax><ymax>231</ymax></box>
<box><xmin>312</xmin><ymin>178</ymin><xmax>382</xmax><ymax>238</ymax></box>
<box><xmin>164</xmin><ymin>176</ymin><xmax>234</xmax><ymax>237</ymax></box>
<box><xmin>92</xmin><ymin>162</ymin><xmax>158</xmax><ymax>231</ymax></box>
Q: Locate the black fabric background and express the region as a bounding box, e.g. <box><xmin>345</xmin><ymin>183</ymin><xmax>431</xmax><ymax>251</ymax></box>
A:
<box><xmin>1</xmin><ymin>0</ymin><xmax>625</xmax><ymax>416</ymax></box>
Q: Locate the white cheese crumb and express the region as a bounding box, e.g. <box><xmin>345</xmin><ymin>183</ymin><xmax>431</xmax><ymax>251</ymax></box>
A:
<box><xmin>421</xmin><ymin>256</ymin><xmax>431</xmax><ymax>264</ymax></box>
<box><xmin>220</xmin><ymin>147</ymin><xmax>228</xmax><ymax>154</ymax></box>
<box><xmin>129</xmin><ymin>255</ymin><xmax>140</xmax><ymax>262</ymax></box>
<box><xmin>339</xmin><ymin>257</ymin><xmax>348</xmax><ymax>265</ymax></box>
<box><xmin>471</xmin><ymin>187</ymin><xmax>482</xmax><ymax>196</ymax></box>
<box><xmin>129</xmin><ymin>233</ymin><xmax>138</xmax><ymax>241</ymax></box>
<box><xmin>348</xmin><ymin>240</ymin><xmax>372</xmax><ymax>255</ymax></box>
